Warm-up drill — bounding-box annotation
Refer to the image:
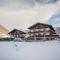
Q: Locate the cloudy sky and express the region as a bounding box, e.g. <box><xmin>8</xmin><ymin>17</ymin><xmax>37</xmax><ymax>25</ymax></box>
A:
<box><xmin>0</xmin><ymin>0</ymin><xmax>60</xmax><ymax>30</ymax></box>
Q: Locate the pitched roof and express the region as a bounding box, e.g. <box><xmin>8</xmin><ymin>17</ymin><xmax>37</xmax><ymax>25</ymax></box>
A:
<box><xmin>28</xmin><ymin>22</ymin><xmax>55</xmax><ymax>31</ymax></box>
<box><xmin>8</xmin><ymin>29</ymin><xmax>26</xmax><ymax>34</ymax></box>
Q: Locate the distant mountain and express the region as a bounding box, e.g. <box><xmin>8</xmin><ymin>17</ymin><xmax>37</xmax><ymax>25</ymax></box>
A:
<box><xmin>0</xmin><ymin>25</ymin><xmax>9</xmax><ymax>38</ymax></box>
<box><xmin>0</xmin><ymin>25</ymin><xmax>9</xmax><ymax>34</ymax></box>
<box><xmin>48</xmin><ymin>10</ymin><xmax>60</xmax><ymax>26</ymax></box>
<box><xmin>48</xmin><ymin>10</ymin><xmax>60</xmax><ymax>37</ymax></box>
<box><xmin>54</xmin><ymin>27</ymin><xmax>60</xmax><ymax>36</ymax></box>
<box><xmin>36</xmin><ymin>0</ymin><xmax>58</xmax><ymax>4</ymax></box>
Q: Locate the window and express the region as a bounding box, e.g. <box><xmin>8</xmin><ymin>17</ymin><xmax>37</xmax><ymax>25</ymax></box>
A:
<box><xmin>36</xmin><ymin>33</ymin><xmax>38</xmax><ymax>35</ymax></box>
<box><xmin>31</xmin><ymin>34</ymin><xmax>33</xmax><ymax>36</ymax></box>
<box><xmin>36</xmin><ymin>29</ymin><xmax>39</xmax><ymax>31</ymax></box>
<box><xmin>46</xmin><ymin>28</ymin><xmax>50</xmax><ymax>31</ymax></box>
<box><xmin>40</xmin><ymin>29</ymin><xmax>44</xmax><ymax>31</ymax></box>
<box><xmin>31</xmin><ymin>30</ymin><xmax>34</xmax><ymax>32</ymax></box>
<box><xmin>46</xmin><ymin>33</ymin><xmax>50</xmax><ymax>35</ymax></box>
<box><xmin>40</xmin><ymin>33</ymin><xmax>44</xmax><ymax>35</ymax></box>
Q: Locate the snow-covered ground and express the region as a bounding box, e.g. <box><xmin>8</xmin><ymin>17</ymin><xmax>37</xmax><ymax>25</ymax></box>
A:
<box><xmin>0</xmin><ymin>40</ymin><xmax>60</xmax><ymax>60</ymax></box>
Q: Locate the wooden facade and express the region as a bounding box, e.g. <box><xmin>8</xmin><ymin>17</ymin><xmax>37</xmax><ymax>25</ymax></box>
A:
<box><xmin>8</xmin><ymin>29</ymin><xmax>26</xmax><ymax>38</ymax></box>
<box><xmin>28</xmin><ymin>23</ymin><xmax>59</xmax><ymax>40</ymax></box>
<box><xmin>8</xmin><ymin>23</ymin><xmax>59</xmax><ymax>40</ymax></box>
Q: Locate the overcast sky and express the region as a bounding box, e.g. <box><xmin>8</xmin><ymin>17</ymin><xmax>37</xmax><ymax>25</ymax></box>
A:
<box><xmin>0</xmin><ymin>0</ymin><xmax>60</xmax><ymax>30</ymax></box>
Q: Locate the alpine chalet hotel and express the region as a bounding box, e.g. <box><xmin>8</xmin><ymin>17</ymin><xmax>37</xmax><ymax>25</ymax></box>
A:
<box><xmin>28</xmin><ymin>22</ymin><xmax>59</xmax><ymax>40</ymax></box>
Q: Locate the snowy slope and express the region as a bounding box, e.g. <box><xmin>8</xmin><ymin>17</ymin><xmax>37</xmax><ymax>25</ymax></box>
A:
<box><xmin>0</xmin><ymin>41</ymin><xmax>60</xmax><ymax>60</ymax></box>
